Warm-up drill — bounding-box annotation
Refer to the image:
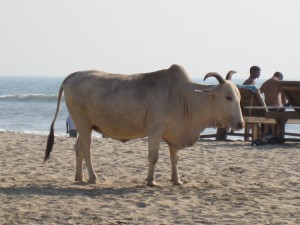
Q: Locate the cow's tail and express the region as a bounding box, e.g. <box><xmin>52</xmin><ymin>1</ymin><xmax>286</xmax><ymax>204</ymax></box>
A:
<box><xmin>44</xmin><ymin>84</ymin><xmax>64</xmax><ymax>162</ymax></box>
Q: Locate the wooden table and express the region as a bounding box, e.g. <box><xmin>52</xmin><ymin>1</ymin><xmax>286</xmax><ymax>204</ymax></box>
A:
<box><xmin>266</xmin><ymin>111</ymin><xmax>300</xmax><ymax>139</ymax></box>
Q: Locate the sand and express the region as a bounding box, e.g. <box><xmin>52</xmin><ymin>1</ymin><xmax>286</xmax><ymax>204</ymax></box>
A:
<box><xmin>0</xmin><ymin>131</ymin><xmax>299</xmax><ymax>224</ymax></box>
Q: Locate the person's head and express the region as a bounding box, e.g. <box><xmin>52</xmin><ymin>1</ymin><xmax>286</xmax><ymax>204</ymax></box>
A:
<box><xmin>273</xmin><ymin>72</ymin><xmax>283</xmax><ymax>81</ymax></box>
<box><xmin>250</xmin><ymin>66</ymin><xmax>261</xmax><ymax>79</ymax></box>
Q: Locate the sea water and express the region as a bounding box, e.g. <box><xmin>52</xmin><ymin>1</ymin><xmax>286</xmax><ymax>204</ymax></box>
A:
<box><xmin>0</xmin><ymin>76</ymin><xmax>68</xmax><ymax>136</ymax></box>
<box><xmin>0</xmin><ymin>76</ymin><xmax>298</xmax><ymax>138</ymax></box>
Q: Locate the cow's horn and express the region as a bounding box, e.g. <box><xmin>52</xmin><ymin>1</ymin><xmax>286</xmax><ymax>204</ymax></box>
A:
<box><xmin>204</xmin><ymin>72</ymin><xmax>225</xmax><ymax>84</ymax></box>
<box><xmin>225</xmin><ymin>70</ymin><xmax>237</xmax><ymax>80</ymax></box>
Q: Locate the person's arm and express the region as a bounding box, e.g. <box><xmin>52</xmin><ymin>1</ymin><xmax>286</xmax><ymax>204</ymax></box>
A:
<box><xmin>255</xmin><ymin>89</ymin><xmax>267</xmax><ymax>107</ymax></box>
<box><xmin>281</xmin><ymin>91</ymin><xmax>288</xmax><ymax>106</ymax></box>
<box><xmin>259</xmin><ymin>82</ymin><xmax>265</xmax><ymax>94</ymax></box>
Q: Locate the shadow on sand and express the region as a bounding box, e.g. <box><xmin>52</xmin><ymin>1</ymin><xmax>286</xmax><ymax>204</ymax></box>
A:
<box><xmin>0</xmin><ymin>184</ymin><xmax>145</xmax><ymax>198</ymax></box>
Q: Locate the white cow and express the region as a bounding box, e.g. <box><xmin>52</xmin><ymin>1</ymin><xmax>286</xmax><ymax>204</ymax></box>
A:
<box><xmin>45</xmin><ymin>64</ymin><xmax>244</xmax><ymax>186</ymax></box>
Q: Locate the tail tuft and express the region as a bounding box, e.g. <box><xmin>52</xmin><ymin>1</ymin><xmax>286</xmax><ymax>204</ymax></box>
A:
<box><xmin>44</xmin><ymin>123</ymin><xmax>55</xmax><ymax>162</ymax></box>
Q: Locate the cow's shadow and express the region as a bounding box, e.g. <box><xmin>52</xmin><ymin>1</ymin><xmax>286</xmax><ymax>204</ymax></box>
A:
<box><xmin>0</xmin><ymin>184</ymin><xmax>144</xmax><ymax>197</ymax></box>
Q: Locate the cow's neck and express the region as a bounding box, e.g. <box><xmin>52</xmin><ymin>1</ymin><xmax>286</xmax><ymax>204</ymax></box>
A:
<box><xmin>192</xmin><ymin>90</ymin><xmax>221</xmax><ymax>130</ymax></box>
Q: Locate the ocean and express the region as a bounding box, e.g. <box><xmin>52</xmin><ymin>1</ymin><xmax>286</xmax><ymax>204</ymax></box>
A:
<box><xmin>0</xmin><ymin>76</ymin><xmax>68</xmax><ymax>136</ymax></box>
<box><xmin>0</xmin><ymin>76</ymin><xmax>298</xmax><ymax>138</ymax></box>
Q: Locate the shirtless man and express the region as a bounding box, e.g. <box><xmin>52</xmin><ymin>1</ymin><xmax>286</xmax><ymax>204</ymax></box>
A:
<box><xmin>260</xmin><ymin>72</ymin><xmax>287</xmax><ymax>135</ymax></box>
<box><xmin>243</xmin><ymin>66</ymin><xmax>261</xmax><ymax>85</ymax></box>
<box><xmin>260</xmin><ymin>72</ymin><xmax>287</xmax><ymax>107</ymax></box>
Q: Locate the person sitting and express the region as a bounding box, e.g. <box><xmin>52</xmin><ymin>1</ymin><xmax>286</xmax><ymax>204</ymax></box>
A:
<box><xmin>260</xmin><ymin>72</ymin><xmax>287</xmax><ymax>136</ymax></box>
<box><xmin>66</xmin><ymin>115</ymin><xmax>77</xmax><ymax>138</ymax></box>
<box><xmin>243</xmin><ymin>66</ymin><xmax>261</xmax><ymax>85</ymax></box>
<box><xmin>260</xmin><ymin>72</ymin><xmax>286</xmax><ymax>107</ymax></box>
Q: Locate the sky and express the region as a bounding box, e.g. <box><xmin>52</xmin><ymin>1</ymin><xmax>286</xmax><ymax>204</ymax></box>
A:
<box><xmin>1</xmin><ymin>0</ymin><xmax>300</xmax><ymax>80</ymax></box>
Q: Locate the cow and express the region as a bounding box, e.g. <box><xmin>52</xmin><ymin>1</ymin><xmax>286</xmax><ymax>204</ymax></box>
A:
<box><xmin>44</xmin><ymin>64</ymin><xmax>244</xmax><ymax>186</ymax></box>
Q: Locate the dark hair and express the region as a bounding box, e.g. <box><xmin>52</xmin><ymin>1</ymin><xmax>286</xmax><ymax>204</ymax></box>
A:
<box><xmin>250</xmin><ymin>66</ymin><xmax>261</xmax><ymax>74</ymax></box>
<box><xmin>273</xmin><ymin>72</ymin><xmax>283</xmax><ymax>80</ymax></box>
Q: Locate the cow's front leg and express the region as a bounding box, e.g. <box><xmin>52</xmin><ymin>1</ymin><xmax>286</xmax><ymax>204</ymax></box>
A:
<box><xmin>146</xmin><ymin>134</ymin><xmax>161</xmax><ymax>186</ymax></box>
<box><xmin>169</xmin><ymin>148</ymin><xmax>183</xmax><ymax>185</ymax></box>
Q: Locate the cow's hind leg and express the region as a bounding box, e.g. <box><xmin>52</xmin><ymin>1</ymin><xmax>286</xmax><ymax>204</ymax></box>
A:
<box><xmin>146</xmin><ymin>134</ymin><xmax>161</xmax><ymax>186</ymax></box>
<box><xmin>75</xmin><ymin>138</ymin><xmax>84</xmax><ymax>182</ymax></box>
<box><xmin>76</xmin><ymin>131</ymin><xmax>98</xmax><ymax>184</ymax></box>
<box><xmin>169</xmin><ymin>147</ymin><xmax>183</xmax><ymax>185</ymax></box>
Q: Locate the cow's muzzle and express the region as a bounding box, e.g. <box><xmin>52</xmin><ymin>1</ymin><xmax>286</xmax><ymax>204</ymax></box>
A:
<box><xmin>230</xmin><ymin>120</ymin><xmax>245</xmax><ymax>131</ymax></box>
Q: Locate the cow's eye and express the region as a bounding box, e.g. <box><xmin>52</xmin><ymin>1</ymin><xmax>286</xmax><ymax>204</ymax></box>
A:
<box><xmin>226</xmin><ymin>96</ymin><xmax>233</xmax><ymax>101</ymax></box>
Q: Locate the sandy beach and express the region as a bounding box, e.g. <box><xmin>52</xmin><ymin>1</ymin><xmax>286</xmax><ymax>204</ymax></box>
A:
<box><xmin>0</xmin><ymin>131</ymin><xmax>299</xmax><ymax>224</ymax></box>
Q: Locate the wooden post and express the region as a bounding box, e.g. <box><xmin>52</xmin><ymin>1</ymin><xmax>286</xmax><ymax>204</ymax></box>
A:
<box><xmin>275</xmin><ymin>118</ymin><xmax>288</xmax><ymax>138</ymax></box>
<box><xmin>216</xmin><ymin>128</ymin><xmax>227</xmax><ymax>141</ymax></box>
<box><xmin>252</xmin><ymin>123</ymin><xmax>260</xmax><ymax>140</ymax></box>
<box><xmin>244</xmin><ymin>124</ymin><xmax>251</xmax><ymax>141</ymax></box>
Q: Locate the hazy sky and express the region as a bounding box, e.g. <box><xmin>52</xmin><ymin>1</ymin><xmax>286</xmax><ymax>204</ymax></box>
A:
<box><xmin>1</xmin><ymin>0</ymin><xmax>300</xmax><ymax>80</ymax></box>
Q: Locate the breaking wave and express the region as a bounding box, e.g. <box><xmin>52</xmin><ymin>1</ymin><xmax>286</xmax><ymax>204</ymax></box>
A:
<box><xmin>0</xmin><ymin>94</ymin><xmax>64</xmax><ymax>103</ymax></box>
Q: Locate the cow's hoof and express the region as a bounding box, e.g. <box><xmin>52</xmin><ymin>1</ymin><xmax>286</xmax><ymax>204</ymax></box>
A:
<box><xmin>146</xmin><ymin>180</ymin><xmax>157</xmax><ymax>187</ymax></box>
<box><xmin>171</xmin><ymin>178</ymin><xmax>183</xmax><ymax>185</ymax></box>
<box><xmin>173</xmin><ymin>180</ymin><xmax>183</xmax><ymax>185</ymax></box>
<box><xmin>75</xmin><ymin>176</ymin><xmax>84</xmax><ymax>182</ymax></box>
<box><xmin>88</xmin><ymin>179</ymin><xmax>99</xmax><ymax>184</ymax></box>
